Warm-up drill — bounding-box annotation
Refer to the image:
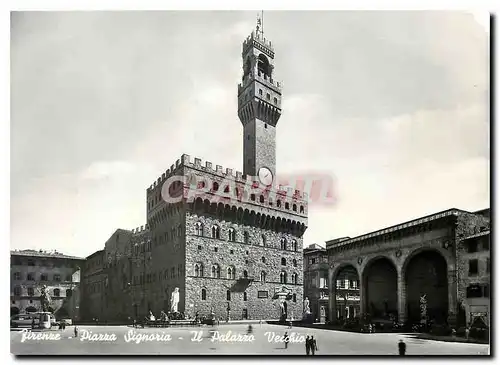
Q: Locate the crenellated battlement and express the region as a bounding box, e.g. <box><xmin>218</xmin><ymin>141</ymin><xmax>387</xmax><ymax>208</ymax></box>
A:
<box><xmin>130</xmin><ymin>224</ymin><xmax>149</xmax><ymax>234</ymax></box>
<box><xmin>238</xmin><ymin>71</ymin><xmax>282</xmax><ymax>95</ymax></box>
<box><xmin>181</xmin><ymin>154</ymin><xmax>308</xmax><ymax>203</ymax></box>
<box><xmin>243</xmin><ymin>31</ymin><xmax>274</xmax><ymax>55</ymax></box>
<box><xmin>146</xmin><ymin>153</ymin><xmax>309</xmax><ymax>204</ymax></box>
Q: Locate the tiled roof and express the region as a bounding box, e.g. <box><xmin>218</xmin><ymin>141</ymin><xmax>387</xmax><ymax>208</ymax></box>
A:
<box><xmin>10</xmin><ymin>249</ymin><xmax>85</xmax><ymax>261</ymax></box>
<box><xmin>326</xmin><ymin>208</ymin><xmax>471</xmax><ymax>249</ymax></box>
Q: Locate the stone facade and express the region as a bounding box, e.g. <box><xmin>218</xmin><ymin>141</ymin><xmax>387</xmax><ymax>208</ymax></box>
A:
<box><xmin>303</xmin><ymin>244</ymin><xmax>329</xmax><ymax>322</ymax></box>
<box><xmin>10</xmin><ymin>250</ymin><xmax>84</xmax><ymax>320</ymax></box>
<box><xmin>80</xmin><ymin>23</ymin><xmax>308</xmax><ymax>322</ymax></box>
<box><xmin>457</xmin><ymin>229</ymin><xmax>490</xmax><ymax>327</ymax></box>
<box><xmin>326</xmin><ymin>208</ymin><xmax>490</xmax><ymax>326</ymax></box>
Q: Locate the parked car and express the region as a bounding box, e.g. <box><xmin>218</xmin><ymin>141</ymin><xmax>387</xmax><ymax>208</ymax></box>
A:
<box><xmin>11</xmin><ymin>314</ymin><xmax>40</xmax><ymax>328</ymax></box>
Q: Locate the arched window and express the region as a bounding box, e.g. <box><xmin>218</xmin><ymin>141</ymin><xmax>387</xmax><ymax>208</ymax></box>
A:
<box><xmin>227</xmin><ymin>290</ymin><xmax>231</xmax><ymax>301</ymax></box>
<box><xmin>177</xmin><ymin>225</ymin><xmax>182</xmax><ymax>237</ymax></box>
<box><xmin>195</xmin><ymin>263</ymin><xmax>204</xmax><ymax>277</ymax></box>
<box><xmin>300</xmin><ymin>206</ymin><xmax>304</xmax><ymax>213</ymax></box>
<box><xmin>281</xmin><ymin>238</ymin><xmax>287</xmax><ymax>250</ymax></box>
<box><xmin>280</xmin><ymin>271</ymin><xmax>287</xmax><ymax>284</ymax></box>
<box><xmin>281</xmin><ymin>258</ymin><xmax>287</xmax><ymax>266</ymax></box>
<box><xmin>285</xmin><ymin>202</ymin><xmax>290</xmax><ymax>210</ymax></box>
<box><xmin>195</xmin><ymin>222</ymin><xmax>203</xmax><ymax>236</ymax></box>
<box><xmin>251</xmin><ymin>194</ymin><xmax>256</xmax><ymax>201</ymax></box>
<box><xmin>261</xmin><ymin>257</ymin><xmax>266</xmax><ymax>263</ymax></box>
<box><xmin>211</xmin><ymin>264</ymin><xmax>221</xmax><ymax>278</ymax></box>
<box><xmin>244</xmin><ymin>231</ymin><xmax>249</xmax><ymax>244</ymax></box>
<box><xmin>243</xmin><ymin>292</ymin><xmax>248</xmax><ymax>301</ymax></box>
<box><xmin>291</xmin><ymin>273</ymin><xmax>298</xmax><ymax>284</ymax></box>
<box><xmin>66</xmin><ymin>289</ymin><xmax>72</xmax><ymax>298</ymax></box>
<box><xmin>201</xmin><ymin>288</ymin><xmax>207</xmax><ymax>300</ymax></box>
<box><xmin>273</xmin><ymin>97</ymin><xmax>278</xmax><ymax>104</ymax></box>
<box><xmin>277</xmin><ymin>200</ymin><xmax>282</xmax><ymax>208</ymax></box>
<box><xmin>260</xmin><ymin>271</ymin><xmax>266</xmax><ymax>283</ymax></box>
<box><xmin>257</xmin><ymin>54</ymin><xmax>271</xmax><ymax>77</ymax></box>
<box><xmin>211</xmin><ymin>225</ymin><xmax>220</xmax><ymax>239</ymax></box>
<box><xmin>53</xmin><ymin>288</ymin><xmax>60</xmax><ymax>297</ymax></box>
<box><xmin>212</xmin><ymin>182</ymin><xmax>219</xmax><ymax>191</ymax></box>
<box><xmin>228</xmin><ymin>228</ymin><xmax>236</xmax><ymax>242</ymax></box>
<box><xmin>259</xmin><ymin>195</ymin><xmax>265</xmax><ymax>203</ymax></box>
<box><xmin>261</xmin><ymin>235</ymin><xmax>266</xmax><ymax>246</ymax></box>
<box><xmin>243</xmin><ymin>270</ymin><xmax>248</xmax><ymax>278</ymax></box>
<box><xmin>292</xmin><ymin>240</ymin><xmax>298</xmax><ymax>252</ymax></box>
<box><xmin>292</xmin><ymin>204</ymin><xmax>297</xmax><ymax>212</ymax></box>
<box><xmin>293</xmin><ymin>259</ymin><xmax>297</xmax><ymax>267</ymax></box>
<box><xmin>227</xmin><ymin>266</ymin><xmax>235</xmax><ymax>280</ymax></box>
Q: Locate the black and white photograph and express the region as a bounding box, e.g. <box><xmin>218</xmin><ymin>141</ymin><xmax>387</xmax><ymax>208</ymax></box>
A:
<box><xmin>9</xmin><ymin>8</ymin><xmax>491</xmax><ymax>356</ymax></box>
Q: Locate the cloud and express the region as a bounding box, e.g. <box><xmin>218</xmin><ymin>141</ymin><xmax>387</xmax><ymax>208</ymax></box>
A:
<box><xmin>80</xmin><ymin>161</ymin><xmax>138</xmax><ymax>180</ymax></box>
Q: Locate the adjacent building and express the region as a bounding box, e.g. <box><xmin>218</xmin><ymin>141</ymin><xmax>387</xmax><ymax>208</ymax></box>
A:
<box><xmin>81</xmin><ymin>19</ymin><xmax>308</xmax><ymax>322</ymax></box>
<box><xmin>326</xmin><ymin>208</ymin><xmax>490</xmax><ymax>327</ymax></box>
<box><xmin>303</xmin><ymin>244</ymin><xmax>329</xmax><ymax>322</ymax></box>
<box><xmin>10</xmin><ymin>249</ymin><xmax>84</xmax><ymax>320</ymax></box>
<box><xmin>458</xmin><ymin>229</ymin><xmax>490</xmax><ymax>328</ymax></box>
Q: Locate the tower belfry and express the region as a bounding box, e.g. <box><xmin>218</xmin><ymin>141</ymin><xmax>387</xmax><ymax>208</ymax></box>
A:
<box><xmin>237</xmin><ymin>14</ymin><xmax>282</xmax><ymax>184</ymax></box>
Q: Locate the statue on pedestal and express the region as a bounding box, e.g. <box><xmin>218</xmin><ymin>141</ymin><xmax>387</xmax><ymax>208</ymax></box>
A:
<box><xmin>39</xmin><ymin>285</ymin><xmax>51</xmax><ymax>312</ymax></box>
<box><xmin>303</xmin><ymin>297</ymin><xmax>311</xmax><ymax>316</ymax></box>
<box><xmin>170</xmin><ymin>287</ymin><xmax>180</xmax><ymax>313</ymax></box>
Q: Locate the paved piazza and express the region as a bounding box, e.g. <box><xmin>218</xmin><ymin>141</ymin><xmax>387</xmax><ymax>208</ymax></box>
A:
<box><xmin>11</xmin><ymin>324</ymin><xmax>489</xmax><ymax>356</ymax></box>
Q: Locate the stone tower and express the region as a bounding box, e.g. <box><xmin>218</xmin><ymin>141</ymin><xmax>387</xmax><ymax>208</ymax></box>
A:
<box><xmin>237</xmin><ymin>17</ymin><xmax>282</xmax><ymax>183</ymax></box>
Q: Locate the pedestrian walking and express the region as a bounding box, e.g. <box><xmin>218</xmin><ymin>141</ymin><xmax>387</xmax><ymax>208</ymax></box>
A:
<box><xmin>284</xmin><ymin>331</ymin><xmax>290</xmax><ymax>349</ymax></box>
<box><xmin>398</xmin><ymin>339</ymin><xmax>406</xmax><ymax>355</ymax></box>
<box><xmin>305</xmin><ymin>335</ymin><xmax>311</xmax><ymax>355</ymax></box>
<box><xmin>311</xmin><ymin>336</ymin><xmax>318</xmax><ymax>355</ymax></box>
<box><xmin>74</xmin><ymin>326</ymin><xmax>78</xmax><ymax>338</ymax></box>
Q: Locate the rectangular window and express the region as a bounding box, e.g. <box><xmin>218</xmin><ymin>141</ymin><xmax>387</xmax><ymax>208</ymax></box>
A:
<box><xmin>344</xmin><ymin>279</ymin><xmax>349</xmax><ymax>289</ymax></box>
<box><xmin>27</xmin><ymin>259</ymin><xmax>35</xmax><ymax>266</ymax></box>
<box><xmin>482</xmin><ymin>237</ymin><xmax>490</xmax><ymax>251</ymax></box>
<box><xmin>40</xmin><ymin>273</ymin><xmax>48</xmax><ymax>281</ymax></box>
<box><xmin>27</xmin><ymin>273</ymin><xmax>35</xmax><ymax>281</ymax></box>
<box><xmin>27</xmin><ymin>287</ymin><xmax>34</xmax><ymax>296</ymax></box>
<box><xmin>336</xmin><ymin>279</ymin><xmax>342</xmax><ymax>289</ymax></box>
<box><xmin>467</xmin><ymin>240</ymin><xmax>478</xmax><ymax>253</ymax></box>
<box><xmin>13</xmin><ymin>272</ymin><xmax>21</xmax><ymax>280</ymax></box>
<box><xmin>468</xmin><ymin>259</ymin><xmax>478</xmax><ymax>276</ymax></box>
<box><xmin>257</xmin><ymin>290</ymin><xmax>268</xmax><ymax>298</ymax></box>
<box><xmin>466</xmin><ymin>284</ymin><xmax>482</xmax><ymax>298</ymax></box>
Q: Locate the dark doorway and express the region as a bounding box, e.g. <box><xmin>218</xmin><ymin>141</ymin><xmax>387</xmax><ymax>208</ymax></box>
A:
<box><xmin>364</xmin><ymin>257</ymin><xmax>398</xmax><ymax>320</ymax></box>
<box><xmin>242</xmin><ymin>308</ymin><xmax>248</xmax><ymax>320</ymax></box>
<box><xmin>405</xmin><ymin>250</ymin><xmax>448</xmax><ymax>324</ymax></box>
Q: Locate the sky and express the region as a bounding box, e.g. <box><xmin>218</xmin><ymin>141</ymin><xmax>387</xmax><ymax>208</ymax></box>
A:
<box><xmin>10</xmin><ymin>11</ymin><xmax>490</xmax><ymax>258</ymax></box>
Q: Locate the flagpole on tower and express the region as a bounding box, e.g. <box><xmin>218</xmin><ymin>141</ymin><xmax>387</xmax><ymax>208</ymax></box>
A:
<box><xmin>261</xmin><ymin>10</ymin><xmax>264</xmax><ymax>36</ymax></box>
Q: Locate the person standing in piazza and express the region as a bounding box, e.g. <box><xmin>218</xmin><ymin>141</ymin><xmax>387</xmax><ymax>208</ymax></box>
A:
<box><xmin>283</xmin><ymin>332</ymin><xmax>290</xmax><ymax>349</ymax></box>
<box><xmin>310</xmin><ymin>336</ymin><xmax>318</xmax><ymax>355</ymax></box>
<box><xmin>305</xmin><ymin>335</ymin><xmax>311</xmax><ymax>355</ymax></box>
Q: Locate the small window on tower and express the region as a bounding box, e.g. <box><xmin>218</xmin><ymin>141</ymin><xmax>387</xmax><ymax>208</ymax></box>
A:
<box><xmin>267</xmin><ymin>93</ymin><xmax>270</xmax><ymax>100</ymax></box>
<box><xmin>264</xmin><ymin>124</ymin><xmax>267</xmax><ymax>129</ymax></box>
<box><xmin>273</xmin><ymin>97</ymin><xmax>277</xmax><ymax>104</ymax></box>
<box><xmin>259</xmin><ymin>89</ymin><xmax>263</xmax><ymax>96</ymax></box>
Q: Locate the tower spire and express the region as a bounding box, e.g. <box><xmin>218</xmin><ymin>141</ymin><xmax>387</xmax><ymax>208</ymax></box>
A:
<box><xmin>256</xmin><ymin>11</ymin><xmax>264</xmax><ymax>37</ymax></box>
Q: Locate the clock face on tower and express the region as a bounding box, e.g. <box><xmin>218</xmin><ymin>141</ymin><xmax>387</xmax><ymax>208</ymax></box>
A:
<box><xmin>258</xmin><ymin>167</ymin><xmax>273</xmax><ymax>186</ymax></box>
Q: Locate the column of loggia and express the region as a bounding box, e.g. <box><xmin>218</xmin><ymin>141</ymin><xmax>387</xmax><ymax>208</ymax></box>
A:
<box><xmin>397</xmin><ymin>268</ymin><xmax>407</xmax><ymax>324</ymax></box>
